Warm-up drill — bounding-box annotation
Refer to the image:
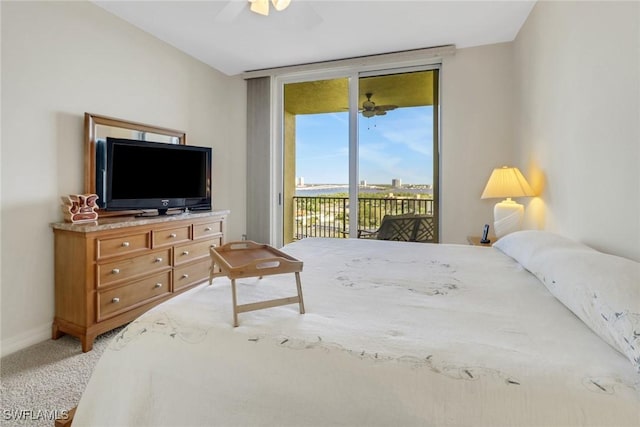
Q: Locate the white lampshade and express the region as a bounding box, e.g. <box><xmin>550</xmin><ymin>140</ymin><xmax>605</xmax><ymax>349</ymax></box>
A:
<box><xmin>481</xmin><ymin>166</ymin><xmax>535</xmax><ymax>199</ymax></box>
<box><xmin>481</xmin><ymin>166</ymin><xmax>535</xmax><ymax>238</ymax></box>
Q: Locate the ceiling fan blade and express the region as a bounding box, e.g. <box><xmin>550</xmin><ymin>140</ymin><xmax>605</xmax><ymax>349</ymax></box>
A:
<box><xmin>272</xmin><ymin>0</ymin><xmax>291</xmax><ymax>12</ymax></box>
<box><xmin>250</xmin><ymin>0</ymin><xmax>270</xmax><ymax>16</ymax></box>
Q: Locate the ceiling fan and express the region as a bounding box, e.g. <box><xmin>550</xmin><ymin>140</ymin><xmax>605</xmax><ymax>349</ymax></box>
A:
<box><xmin>361</xmin><ymin>93</ymin><xmax>398</xmax><ymax>118</ymax></box>
<box><xmin>249</xmin><ymin>0</ymin><xmax>291</xmax><ymax>16</ymax></box>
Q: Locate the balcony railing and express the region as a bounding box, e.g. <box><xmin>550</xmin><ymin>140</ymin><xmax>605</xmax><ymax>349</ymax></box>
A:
<box><xmin>292</xmin><ymin>196</ymin><xmax>434</xmax><ymax>241</ymax></box>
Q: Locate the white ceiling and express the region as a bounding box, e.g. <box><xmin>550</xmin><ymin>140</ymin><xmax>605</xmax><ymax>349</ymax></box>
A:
<box><xmin>92</xmin><ymin>0</ymin><xmax>536</xmax><ymax>76</ymax></box>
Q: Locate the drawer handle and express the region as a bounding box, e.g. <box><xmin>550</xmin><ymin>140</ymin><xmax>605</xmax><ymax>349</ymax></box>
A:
<box><xmin>155</xmin><ymin>257</ymin><xmax>163</xmax><ymax>263</ymax></box>
<box><xmin>154</xmin><ymin>283</ymin><xmax>163</xmax><ymax>289</ymax></box>
<box><xmin>182</xmin><ymin>274</ymin><xmax>189</xmax><ymax>279</ymax></box>
<box><xmin>121</xmin><ymin>241</ymin><xmax>130</xmax><ymax>247</ymax></box>
<box><xmin>169</xmin><ymin>233</ymin><xmax>177</xmax><ymax>238</ymax></box>
<box><xmin>182</xmin><ymin>250</ymin><xmax>189</xmax><ymax>256</ymax></box>
<box><xmin>112</xmin><ymin>297</ymin><xmax>120</xmax><ymax>303</ymax></box>
<box><xmin>112</xmin><ymin>268</ymin><xmax>120</xmax><ymax>274</ymax></box>
<box><xmin>205</xmin><ymin>227</ymin><xmax>212</xmax><ymax>231</ymax></box>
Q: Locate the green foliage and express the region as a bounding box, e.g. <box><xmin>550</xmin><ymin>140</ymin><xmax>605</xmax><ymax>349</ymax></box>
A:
<box><xmin>294</xmin><ymin>194</ymin><xmax>434</xmax><ymax>239</ymax></box>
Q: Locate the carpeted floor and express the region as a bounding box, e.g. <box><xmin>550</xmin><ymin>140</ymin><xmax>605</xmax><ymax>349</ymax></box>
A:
<box><xmin>0</xmin><ymin>328</ymin><xmax>123</xmax><ymax>427</ymax></box>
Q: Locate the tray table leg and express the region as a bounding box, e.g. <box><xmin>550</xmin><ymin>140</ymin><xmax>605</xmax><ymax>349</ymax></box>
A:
<box><xmin>209</xmin><ymin>261</ymin><xmax>215</xmax><ymax>285</ymax></box>
<box><xmin>231</xmin><ymin>278</ymin><xmax>239</xmax><ymax>327</ymax></box>
<box><xmin>295</xmin><ymin>272</ymin><xmax>305</xmax><ymax>314</ymax></box>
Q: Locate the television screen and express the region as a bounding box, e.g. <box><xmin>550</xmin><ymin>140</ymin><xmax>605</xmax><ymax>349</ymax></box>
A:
<box><xmin>102</xmin><ymin>137</ymin><xmax>211</xmax><ymax>214</ymax></box>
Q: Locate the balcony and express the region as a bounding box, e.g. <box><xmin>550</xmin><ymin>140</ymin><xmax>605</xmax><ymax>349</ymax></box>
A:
<box><xmin>292</xmin><ymin>196</ymin><xmax>435</xmax><ymax>241</ymax></box>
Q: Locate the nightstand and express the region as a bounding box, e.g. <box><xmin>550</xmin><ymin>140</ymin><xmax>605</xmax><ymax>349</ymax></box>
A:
<box><xmin>466</xmin><ymin>236</ymin><xmax>496</xmax><ymax>247</ymax></box>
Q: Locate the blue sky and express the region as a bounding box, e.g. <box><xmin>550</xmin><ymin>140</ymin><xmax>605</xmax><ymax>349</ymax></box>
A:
<box><xmin>295</xmin><ymin>106</ymin><xmax>434</xmax><ymax>185</ymax></box>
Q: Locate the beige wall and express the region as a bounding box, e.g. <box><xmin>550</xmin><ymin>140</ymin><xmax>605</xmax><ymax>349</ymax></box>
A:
<box><xmin>440</xmin><ymin>42</ymin><xmax>516</xmax><ymax>244</ymax></box>
<box><xmin>1</xmin><ymin>1</ymin><xmax>246</xmax><ymax>355</ymax></box>
<box><xmin>513</xmin><ymin>0</ymin><xmax>639</xmax><ymax>261</ymax></box>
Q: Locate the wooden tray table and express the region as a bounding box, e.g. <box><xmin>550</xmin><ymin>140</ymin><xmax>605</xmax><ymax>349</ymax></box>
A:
<box><xmin>209</xmin><ymin>241</ymin><xmax>305</xmax><ymax>326</ymax></box>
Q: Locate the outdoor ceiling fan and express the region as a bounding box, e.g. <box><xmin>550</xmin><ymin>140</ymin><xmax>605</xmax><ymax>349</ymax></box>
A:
<box><xmin>249</xmin><ymin>0</ymin><xmax>291</xmax><ymax>16</ymax></box>
<box><xmin>361</xmin><ymin>93</ymin><xmax>398</xmax><ymax>118</ymax></box>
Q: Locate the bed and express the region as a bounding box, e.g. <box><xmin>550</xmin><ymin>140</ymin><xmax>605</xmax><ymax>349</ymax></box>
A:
<box><xmin>72</xmin><ymin>231</ymin><xmax>639</xmax><ymax>426</ymax></box>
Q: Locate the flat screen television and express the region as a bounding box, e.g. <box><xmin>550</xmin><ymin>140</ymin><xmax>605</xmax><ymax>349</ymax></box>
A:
<box><xmin>97</xmin><ymin>137</ymin><xmax>212</xmax><ymax>215</ymax></box>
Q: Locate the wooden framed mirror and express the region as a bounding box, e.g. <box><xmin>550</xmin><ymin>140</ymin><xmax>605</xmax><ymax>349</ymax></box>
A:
<box><xmin>84</xmin><ymin>113</ymin><xmax>187</xmax><ymax>215</ymax></box>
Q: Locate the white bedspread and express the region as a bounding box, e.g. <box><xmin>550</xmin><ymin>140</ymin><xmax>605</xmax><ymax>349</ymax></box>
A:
<box><xmin>74</xmin><ymin>238</ymin><xmax>640</xmax><ymax>426</ymax></box>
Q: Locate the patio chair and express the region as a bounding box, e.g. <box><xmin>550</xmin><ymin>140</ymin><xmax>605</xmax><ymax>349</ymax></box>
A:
<box><xmin>413</xmin><ymin>215</ymin><xmax>435</xmax><ymax>242</ymax></box>
<box><xmin>358</xmin><ymin>213</ymin><xmax>435</xmax><ymax>243</ymax></box>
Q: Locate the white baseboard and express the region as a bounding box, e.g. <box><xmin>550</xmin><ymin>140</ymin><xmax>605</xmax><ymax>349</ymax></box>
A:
<box><xmin>1</xmin><ymin>323</ymin><xmax>51</xmax><ymax>358</ymax></box>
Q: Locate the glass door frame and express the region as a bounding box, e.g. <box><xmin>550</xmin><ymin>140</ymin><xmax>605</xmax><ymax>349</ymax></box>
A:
<box><xmin>272</xmin><ymin>63</ymin><xmax>441</xmax><ymax>247</ymax></box>
<box><xmin>273</xmin><ymin>69</ymin><xmax>357</xmax><ymax>247</ymax></box>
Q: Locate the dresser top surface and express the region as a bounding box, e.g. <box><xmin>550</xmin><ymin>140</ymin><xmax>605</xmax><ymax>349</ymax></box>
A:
<box><xmin>51</xmin><ymin>209</ymin><xmax>229</xmax><ymax>233</ymax></box>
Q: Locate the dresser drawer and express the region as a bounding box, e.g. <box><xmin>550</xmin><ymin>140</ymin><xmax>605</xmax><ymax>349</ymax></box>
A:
<box><xmin>152</xmin><ymin>225</ymin><xmax>191</xmax><ymax>247</ymax></box>
<box><xmin>97</xmin><ymin>271</ymin><xmax>171</xmax><ymax>321</ymax></box>
<box><xmin>193</xmin><ymin>220</ymin><xmax>223</xmax><ymax>239</ymax></box>
<box><xmin>173</xmin><ymin>259</ymin><xmax>211</xmax><ymax>291</ymax></box>
<box><xmin>174</xmin><ymin>239</ymin><xmax>219</xmax><ymax>266</ymax></box>
<box><xmin>98</xmin><ymin>249</ymin><xmax>171</xmax><ymax>287</ymax></box>
<box><xmin>97</xmin><ymin>232</ymin><xmax>150</xmax><ymax>259</ymax></box>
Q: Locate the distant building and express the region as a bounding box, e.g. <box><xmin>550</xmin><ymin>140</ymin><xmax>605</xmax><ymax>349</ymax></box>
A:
<box><xmin>296</xmin><ymin>177</ymin><xmax>304</xmax><ymax>186</ymax></box>
<box><xmin>360</xmin><ymin>180</ymin><xmax>367</xmax><ymax>186</ymax></box>
<box><xmin>392</xmin><ymin>178</ymin><xmax>402</xmax><ymax>188</ymax></box>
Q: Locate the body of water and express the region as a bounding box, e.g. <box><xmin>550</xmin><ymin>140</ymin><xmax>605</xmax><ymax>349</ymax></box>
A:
<box><xmin>295</xmin><ymin>185</ymin><xmax>433</xmax><ymax>197</ymax></box>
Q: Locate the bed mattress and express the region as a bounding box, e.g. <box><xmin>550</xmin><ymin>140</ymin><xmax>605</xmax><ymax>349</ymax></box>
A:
<box><xmin>73</xmin><ymin>238</ymin><xmax>639</xmax><ymax>426</ymax></box>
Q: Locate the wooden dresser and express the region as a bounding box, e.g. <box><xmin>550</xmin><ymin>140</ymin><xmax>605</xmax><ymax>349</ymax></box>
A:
<box><xmin>51</xmin><ymin>210</ymin><xmax>229</xmax><ymax>351</ymax></box>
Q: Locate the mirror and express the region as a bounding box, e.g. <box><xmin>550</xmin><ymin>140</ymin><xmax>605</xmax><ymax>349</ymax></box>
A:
<box><xmin>84</xmin><ymin>113</ymin><xmax>187</xmax><ymax>215</ymax></box>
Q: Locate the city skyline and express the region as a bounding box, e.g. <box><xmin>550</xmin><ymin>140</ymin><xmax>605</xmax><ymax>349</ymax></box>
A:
<box><xmin>295</xmin><ymin>106</ymin><xmax>434</xmax><ymax>186</ymax></box>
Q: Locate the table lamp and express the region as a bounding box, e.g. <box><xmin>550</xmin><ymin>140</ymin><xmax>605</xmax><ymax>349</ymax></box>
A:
<box><xmin>481</xmin><ymin>166</ymin><xmax>535</xmax><ymax>238</ymax></box>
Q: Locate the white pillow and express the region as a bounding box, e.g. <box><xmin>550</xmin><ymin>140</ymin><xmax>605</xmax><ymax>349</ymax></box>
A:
<box><xmin>494</xmin><ymin>231</ymin><xmax>640</xmax><ymax>373</ymax></box>
<box><xmin>493</xmin><ymin>230</ymin><xmax>594</xmax><ymax>264</ymax></box>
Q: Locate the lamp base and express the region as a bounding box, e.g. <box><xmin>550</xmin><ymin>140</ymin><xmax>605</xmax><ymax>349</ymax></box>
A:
<box><xmin>493</xmin><ymin>199</ymin><xmax>524</xmax><ymax>238</ymax></box>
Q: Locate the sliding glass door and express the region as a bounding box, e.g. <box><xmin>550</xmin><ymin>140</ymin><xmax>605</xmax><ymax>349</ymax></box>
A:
<box><xmin>280</xmin><ymin>67</ymin><xmax>439</xmax><ymax>245</ymax></box>
<box><xmin>283</xmin><ymin>77</ymin><xmax>350</xmax><ymax>243</ymax></box>
<box><xmin>357</xmin><ymin>70</ymin><xmax>438</xmax><ymax>241</ymax></box>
